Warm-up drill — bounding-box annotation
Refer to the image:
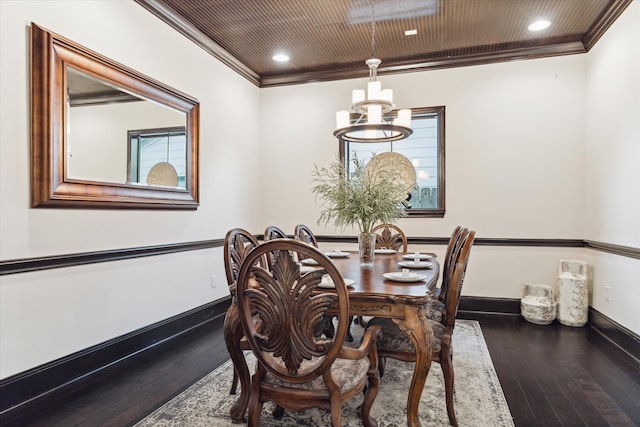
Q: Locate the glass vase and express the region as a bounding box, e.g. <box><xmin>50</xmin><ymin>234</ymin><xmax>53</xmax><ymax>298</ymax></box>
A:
<box><xmin>358</xmin><ymin>232</ymin><xmax>376</xmax><ymax>267</ymax></box>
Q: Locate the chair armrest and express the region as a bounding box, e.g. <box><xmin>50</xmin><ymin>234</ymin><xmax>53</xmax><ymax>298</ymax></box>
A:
<box><xmin>338</xmin><ymin>325</ymin><xmax>382</xmax><ymax>360</ymax></box>
<box><xmin>231</xmin><ymin>278</ymin><xmax>260</xmax><ymax>295</ymax></box>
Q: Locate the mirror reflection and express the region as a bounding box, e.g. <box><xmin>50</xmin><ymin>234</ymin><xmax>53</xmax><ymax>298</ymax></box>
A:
<box><xmin>66</xmin><ymin>68</ymin><xmax>187</xmax><ymax>188</ymax></box>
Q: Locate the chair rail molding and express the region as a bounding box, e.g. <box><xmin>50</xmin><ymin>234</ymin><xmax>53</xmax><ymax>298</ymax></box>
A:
<box><xmin>1</xmin><ymin>237</ymin><xmax>638</xmax><ymax>276</ymax></box>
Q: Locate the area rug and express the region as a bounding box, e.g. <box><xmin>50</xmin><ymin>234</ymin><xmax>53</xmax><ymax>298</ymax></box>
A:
<box><xmin>136</xmin><ymin>320</ymin><xmax>514</xmax><ymax>426</ymax></box>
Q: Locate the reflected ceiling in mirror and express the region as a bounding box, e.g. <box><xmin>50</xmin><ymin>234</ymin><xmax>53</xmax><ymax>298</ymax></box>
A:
<box><xmin>30</xmin><ymin>23</ymin><xmax>199</xmax><ymax>209</ymax></box>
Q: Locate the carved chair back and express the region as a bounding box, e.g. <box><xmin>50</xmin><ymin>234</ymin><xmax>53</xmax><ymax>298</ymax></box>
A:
<box><xmin>263</xmin><ymin>225</ymin><xmax>288</xmax><ymax>268</ymax></box>
<box><xmin>236</xmin><ymin>239</ymin><xmax>349</xmax><ymax>383</ymax></box>
<box><xmin>371</xmin><ymin>223</ymin><xmax>408</xmax><ymax>253</ymax></box>
<box><xmin>223</xmin><ymin>227</ymin><xmax>265</xmax><ymax>395</ymax></box>
<box><xmin>264</xmin><ymin>225</ymin><xmax>287</xmax><ymax>241</ymax></box>
<box><xmin>294</xmin><ymin>223</ymin><xmax>319</xmax><ymax>261</ymax></box>
<box><xmin>236</xmin><ymin>239</ymin><xmax>382</xmax><ymax>426</ymax></box>
<box><xmin>440</xmin><ymin>229</ymin><xmax>475</xmax><ymax>329</ymax></box>
<box><xmin>224</xmin><ymin>228</ymin><xmax>261</xmax><ymax>291</ymax></box>
<box><xmin>438</xmin><ymin>226</ymin><xmax>467</xmax><ymax>303</ymax></box>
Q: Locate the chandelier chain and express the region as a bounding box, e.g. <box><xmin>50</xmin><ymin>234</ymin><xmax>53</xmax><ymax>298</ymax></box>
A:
<box><xmin>369</xmin><ymin>0</ymin><xmax>377</xmax><ymax>81</ymax></box>
<box><xmin>370</xmin><ymin>0</ymin><xmax>376</xmax><ymax>59</ymax></box>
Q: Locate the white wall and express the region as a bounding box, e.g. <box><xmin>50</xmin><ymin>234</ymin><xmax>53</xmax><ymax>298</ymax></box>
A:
<box><xmin>0</xmin><ymin>1</ymin><xmax>262</xmax><ymax>378</ymax></box>
<box><xmin>260</xmin><ymin>55</ymin><xmax>588</xmax><ymax>303</ymax></box>
<box><xmin>585</xmin><ymin>2</ymin><xmax>640</xmax><ymax>333</ymax></box>
<box><xmin>259</xmin><ymin>6</ymin><xmax>640</xmax><ymax>335</ymax></box>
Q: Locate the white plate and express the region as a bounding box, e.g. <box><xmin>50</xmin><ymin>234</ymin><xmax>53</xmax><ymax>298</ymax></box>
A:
<box><xmin>318</xmin><ymin>278</ymin><xmax>355</xmax><ymax>289</ymax></box>
<box><xmin>301</xmin><ymin>258</ymin><xmax>320</xmax><ymax>265</ymax></box>
<box><xmin>325</xmin><ymin>251</ymin><xmax>350</xmax><ymax>258</ymax></box>
<box><xmin>299</xmin><ymin>265</ymin><xmax>318</xmax><ymax>273</ymax></box>
<box><xmin>383</xmin><ymin>272</ymin><xmax>426</xmax><ymax>282</ymax></box>
<box><xmin>398</xmin><ymin>261</ymin><xmax>434</xmax><ymax>269</ymax></box>
<box><xmin>375</xmin><ymin>248</ymin><xmax>397</xmax><ymax>254</ymax></box>
<box><xmin>402</xmin><ymin>253</ymin><xmax>433</xmax><ymax>261</ymax></box>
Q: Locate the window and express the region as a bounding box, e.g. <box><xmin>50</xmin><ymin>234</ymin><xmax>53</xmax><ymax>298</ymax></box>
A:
<box><xmin>341</xmin><ymin>106</ymin><xmax>445</xmax><ymax>217</ymax></box>
<box><xmin>127</xmin><ymin>126</ymin><xmax>187</xmax><ymax>188</ymax></box>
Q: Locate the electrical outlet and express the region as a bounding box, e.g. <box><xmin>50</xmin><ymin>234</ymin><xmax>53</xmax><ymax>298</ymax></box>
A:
<box><xmin>604</xmin><ymin>285</ymin><xmax>610</xmax><ymax>302</ymax></box>
<box><xmin>210</xmin><ymin>275</ymin><xmax>217</xmax><ymax>289</ymax></box>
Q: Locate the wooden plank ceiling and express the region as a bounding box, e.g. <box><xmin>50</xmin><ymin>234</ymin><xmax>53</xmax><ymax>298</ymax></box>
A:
<box><xmin>135</xmin><ymin>0</ymin><xmax>631</xmax><ymax>87</ymax></box>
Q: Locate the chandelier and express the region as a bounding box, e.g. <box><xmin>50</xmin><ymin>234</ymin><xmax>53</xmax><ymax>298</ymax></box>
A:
<box><xmin>334</xmin><ymin>1</ymin><xmax>412</xmax><ymax>143</ymax></box>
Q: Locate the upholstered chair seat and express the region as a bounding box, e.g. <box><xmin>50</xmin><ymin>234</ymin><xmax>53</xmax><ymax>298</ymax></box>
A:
<box><xmin>266</xmin><ymin>355</ymin><xmax>371</xmax><ymax>392</ymax></box>
<box><xmin>425</xmin><ymin>299</ymin><xmax>446</xmax><ymax>322</ymax></box>
<box><xmin>368</xmin><ymin>317</ymin><xmax>446</xmax><ymax>353</ymax></box>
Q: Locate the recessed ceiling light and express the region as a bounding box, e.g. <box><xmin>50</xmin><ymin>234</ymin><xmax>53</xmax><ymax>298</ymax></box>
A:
<box><xmin>272</xmin><ymin>53</ymin><xmax>290</xmax><ymax>62</ymax></box>
<box><xmin>528</xmin><ymin>19</ymin><xmax>551</xmax><ymax>31</ymax></box>
<box><xmin>405</xmin><ymin>29</ymin><xmax>418</xmax><ymax>36</ymax></box>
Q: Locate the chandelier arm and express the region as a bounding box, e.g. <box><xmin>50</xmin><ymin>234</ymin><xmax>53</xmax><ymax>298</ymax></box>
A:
<box><xmin>353</xmin><ymin>112</ymin><xmax>366</xmax><ymax>125</ymax></box>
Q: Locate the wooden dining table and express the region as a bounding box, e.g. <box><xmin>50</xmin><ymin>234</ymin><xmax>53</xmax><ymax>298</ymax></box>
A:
<box><xmin>224</xmin><ymin>250</ymin><xmax>439</xmax><ymax>427</ymax></box>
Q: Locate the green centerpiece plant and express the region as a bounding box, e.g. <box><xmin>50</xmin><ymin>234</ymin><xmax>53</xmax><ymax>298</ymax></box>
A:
<box><xmin>311</xmin><ymin>153</ymin><xmax>407</xmax><ymax>265</ymax></box>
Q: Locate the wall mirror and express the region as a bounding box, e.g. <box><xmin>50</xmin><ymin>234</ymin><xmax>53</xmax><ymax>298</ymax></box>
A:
<box><xmin>30</xmin><ymin>24</ymin><xmax>200</xmax><ymax>209</ymax></box>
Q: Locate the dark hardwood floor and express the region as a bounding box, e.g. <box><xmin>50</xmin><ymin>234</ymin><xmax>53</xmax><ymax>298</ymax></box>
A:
<box><xmin>18</xmin><ymin>314</ymin><xmax>640</xmax><ymax>427</ymax></box>
<box><xmin>461</xmin><ymin>313</ymin><xmax>640</xmax><ymax>427</ymax></box>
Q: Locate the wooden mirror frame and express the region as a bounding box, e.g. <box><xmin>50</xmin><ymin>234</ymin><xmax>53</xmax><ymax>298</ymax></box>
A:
<box><xmin>30</xmin><ymin>24</ymin><xmax>200</xmax><ymax>209</ymax></box>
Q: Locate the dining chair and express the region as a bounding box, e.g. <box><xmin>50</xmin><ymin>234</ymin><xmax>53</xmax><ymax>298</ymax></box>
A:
<box><xmin>436</xmin><ymin>226</ymin><xmax>466</xmax><ymax>297</ymax></box>
<box><xmin>424</xmin><ymin>225</ymin><xmax>467</xmax><ymax>320</ymax></box>
<box><xmin>264</xmin><ymin>225</ymin><xmax>287</xmax><ymax>241</ymax></box>
<box><xmin>264</xmin><ymin>225</ymin><xmax>288</xmax><ymax>269</ymax></box>
<box><xmin>236</xmin><ymin>239</ymin><xmax>382</xmax><ymax>427</ymax></box>
<box><xmin>223</xmin><ymin>228</ymin><xmax>263</xmax><ymax>395</ymax></box>
<box><xmin>224</xmin><ymin>228</ymin><xmax>261</xmax><ymax>290</ymax></box>
<box><xmin>293</xmin><ymin>223</ymin><xmax>318</xmax><ymax>260</ymax></box>
<box><xmin>366</xmin><ymin>228</ymin><xmax>475</xmax><ymax>427</ymax></box>
<box><xmin>293</xmin><ymin>223</ymin><xmax>354</xmax><ymax>341</ymax></box>
<box><xmin>371</xmin><ymin>223</ymin><xmax>408</xmax><ymax>253</ymax></box>
<box><xmin>355</xmin><ymin>223</ymin><xmax>410</xmax><ymax>329</ymax></box>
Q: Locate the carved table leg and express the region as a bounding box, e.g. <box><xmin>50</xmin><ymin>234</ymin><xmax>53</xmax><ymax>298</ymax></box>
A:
<box><xmin>223</xmin><ymin>300</ymin><xmax>250</xmax><ymax>422</ymax></box>
<box><xmin>393</xmin><ymin>305</ymin><xmax>434</xmax><ymax>427</ymax></box>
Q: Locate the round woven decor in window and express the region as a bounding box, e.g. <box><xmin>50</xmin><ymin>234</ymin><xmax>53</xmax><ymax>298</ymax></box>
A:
<box><xmin>146</xmin><ymin>162</ymin><xmax>178</xmax><ymax>187</ymax></box>
<box><xmin>365</xmin><ymin>152</ymin><xmax>416</xmax><ymax>198</ymax></box>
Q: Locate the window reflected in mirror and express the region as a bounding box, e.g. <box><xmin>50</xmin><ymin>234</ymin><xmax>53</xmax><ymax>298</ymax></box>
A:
<box><xmin>128</xmin><ymin>127</ymin><xmax>186</xmax><ymax>188</ymax></box>
<box><xmin>66</xmin><ymin>68</ymin><xmax>187</xmax><ymax>188</ymax></box>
